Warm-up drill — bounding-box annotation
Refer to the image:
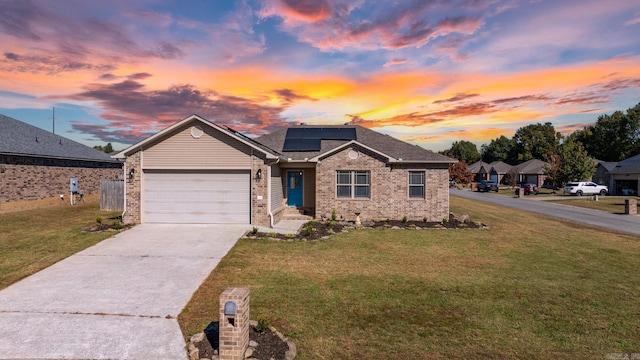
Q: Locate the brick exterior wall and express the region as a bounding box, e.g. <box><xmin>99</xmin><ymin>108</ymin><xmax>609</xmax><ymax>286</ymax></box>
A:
<box><xmin>123</xmin><ymin>151</ymin><xmax>141</xmax><ymax>224</ymax></box>
<box><xmin>219</xmin><ymin>288</ymin><xmax>250</xmax><ymax>360</ymax></box>
<box><xmin>251</xmin><ymin>153</ymin><xmax>270</xmax><ymax>227</ymax></box>
<box><xmin>315</xmin><ymin>146</ymin><xmax>450</xmax><ymax>222</ymax></box>
<box><xmin>0</xmin><ymin>156</ymin><xmax>121</xmax><ymax>203</ymax></box>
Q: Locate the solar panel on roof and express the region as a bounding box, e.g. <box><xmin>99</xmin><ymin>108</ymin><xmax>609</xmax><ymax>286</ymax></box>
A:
<box><xmin>321</xmin><ymin>128</ymin><xmax>356</xmax><ymax>140</ymax></box>
<box><xmin>283</xmin><ymin>138</ymin><xmax>322</xmax><ymax>152</ymax></box>
<box><xmin>286</xmin><ymin>128</ymin><xmax>305</xmax><ymax>138</ymax></box>
<box><xmin>283</xmin><ymin>127</ymin><xmax>356</xmax><ymax>152</ymax></box>
<box><xmin>302</xmin><ymin>128</ymin><xmax>322</xmax><ymax>139</ymax></box>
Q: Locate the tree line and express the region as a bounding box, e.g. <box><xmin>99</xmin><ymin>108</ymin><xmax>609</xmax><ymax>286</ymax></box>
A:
<box><xmin>442</xmin><ymin>102</ymin><xmax>640</xmax><ymax>186</ymax></box>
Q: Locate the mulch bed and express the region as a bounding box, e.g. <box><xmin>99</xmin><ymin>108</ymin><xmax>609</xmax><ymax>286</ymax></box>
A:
<box><xmin>245</xmin><ymin>214</ymin><xmax>487</xmax><ymax>241</ymax></box>
<box><xmin>195</xmin><ymin>324</ymin><xmax>289</xmax><ymax>360</ymax></box>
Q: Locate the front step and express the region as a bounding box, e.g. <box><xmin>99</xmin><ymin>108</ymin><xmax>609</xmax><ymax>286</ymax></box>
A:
<box><xmin>281</xmin><ymin>207</ymin><xmax>314</xmax><ymax>220</ymax></box>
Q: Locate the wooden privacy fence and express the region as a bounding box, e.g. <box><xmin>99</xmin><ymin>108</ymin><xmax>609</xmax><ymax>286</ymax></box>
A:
<box><xmin>100</xmin><ymin>179</ymin><xmax>124</xmax><ymax>211</ymax></box>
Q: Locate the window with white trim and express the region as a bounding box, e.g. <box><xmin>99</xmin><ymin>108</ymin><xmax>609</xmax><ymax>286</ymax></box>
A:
<box><xmin>409</xmin><ymin>171</ymin><xmax>425</xmax><ymax>199</ymax></box>
<box><xmin>336</xmin><ymin>170</ymin><xmax>370</xmax><ymax>199</ymax></box>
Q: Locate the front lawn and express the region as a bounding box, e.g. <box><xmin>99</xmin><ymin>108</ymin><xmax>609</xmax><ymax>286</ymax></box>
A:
<box><xmin>0</xmin><ymin>202</ymin><xmax>122</xmax><ymax>290</ymax></box>
<box><xmin>179</xmin><ymin>197</ymin><xmax>640</xmax><ymax>359</ymax></box>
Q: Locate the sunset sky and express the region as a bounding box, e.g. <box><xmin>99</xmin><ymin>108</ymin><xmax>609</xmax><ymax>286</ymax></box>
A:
<box><xmin>1</xmin><ymin>0</ymin><xmax>640</xmax><ymax>152</ymax></box>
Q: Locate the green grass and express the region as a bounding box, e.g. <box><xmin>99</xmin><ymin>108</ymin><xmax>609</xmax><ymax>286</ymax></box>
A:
<box><xmin>179</xmin><ymin>197</ymin><xmax>640</xmax><ymax>359</ymax></box>
<box><xmin>0</xmin><ymin>202</ymin><xmax>121</xmax><ymax>290</ymax></box>
<box><xmin>548</xmin><ymin>196</ymin><xmax>639</xmax><ymax>214</ymax></box>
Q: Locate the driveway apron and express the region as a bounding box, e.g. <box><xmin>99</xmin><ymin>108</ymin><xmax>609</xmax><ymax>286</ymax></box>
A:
<box><xmin>0</xmin><ymin>224</ymin><xmax>247</xmax><ymax>359</ymax></box>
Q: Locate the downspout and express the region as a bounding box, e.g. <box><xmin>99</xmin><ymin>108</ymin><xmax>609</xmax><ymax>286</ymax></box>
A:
<box><xmin>267</xmin><ymin>158</ymin><xmax>280</xmax><ymax>228</ymax></box>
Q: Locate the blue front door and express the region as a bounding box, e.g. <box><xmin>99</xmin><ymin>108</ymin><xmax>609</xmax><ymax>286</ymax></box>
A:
<box><xmin>287</xmin><ymin>171</ymin><xmax>303</xmax><ymax>206</ymax></box>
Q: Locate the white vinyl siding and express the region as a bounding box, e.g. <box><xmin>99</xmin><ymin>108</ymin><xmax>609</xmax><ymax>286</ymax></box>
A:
<box><xmin>270</xmin><ymin>166</ymin><xmax>284</xmax><ymax>212</ymax></box>
<box><xmin>143</xmin><ymin>170</ymin><xmax>250</xmax><ymax>223</ymax></box>
<box><xmin>143</xmin><ymin>123</ymin><xmax>252</xmax><ymax>169</ymax></box>
<box><xmin>336</xmin><ymin>170</ymin><xmax>370</xmax><ymax>199</ymax></box>
<box><xmin>409</xmin><ymin>171</ymin><xmax>425</xmax><ymax>199</ymax></box>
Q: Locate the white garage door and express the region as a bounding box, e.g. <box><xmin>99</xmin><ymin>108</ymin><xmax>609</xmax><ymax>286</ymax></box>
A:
<box><xmin>143</xmin><ymin>170</ymin><xmax>250</xmax><ymax>224</ymax></box>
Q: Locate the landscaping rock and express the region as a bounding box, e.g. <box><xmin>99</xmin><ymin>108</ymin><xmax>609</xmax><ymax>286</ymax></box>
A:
<box><xmin>245</xmin><ymin>347</ymin><xmax>254</xmax><ymax>358</ymax></box>
<box><xmin>190</xmin><ymin>333</ymin><xmax>205</xmax><ymax>343</ymax></box>
<box><xmin>249</xmin><ymin>340</ymin><xmax>259</xmax><ymax>347</ymax></box>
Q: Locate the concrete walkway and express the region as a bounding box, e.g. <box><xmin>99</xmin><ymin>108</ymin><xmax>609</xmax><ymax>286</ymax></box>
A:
<box><xmin>451</xmin><ymin>189</ymin><xmax>640</xmax><ymax>237</ymax></box>
<box><xmin>0</xmin><ymin>224</ymin><xmax>249</xmax><ymax>359</ymax></box>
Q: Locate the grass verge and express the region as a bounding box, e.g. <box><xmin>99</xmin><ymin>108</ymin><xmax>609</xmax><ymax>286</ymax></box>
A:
<box><xmin>547</xmin><ymin>196</ymin><xmax>639</xmax><ymax>214</ymax></box>
<box><xmin>179</xmin><ymin>197</ymin><xmax>640</xmax><ymax>359</ymax></box>
<box><xmin>0</xmin><ymin>202</ymin><xmax>121</xmax><ymax>290</ymax></box>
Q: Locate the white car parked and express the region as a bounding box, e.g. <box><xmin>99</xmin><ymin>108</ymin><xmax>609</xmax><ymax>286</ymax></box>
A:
<box><xmin>564</xmin><ymin>182</ymin><xmax>608</xmax><ymax>196</ymax></box>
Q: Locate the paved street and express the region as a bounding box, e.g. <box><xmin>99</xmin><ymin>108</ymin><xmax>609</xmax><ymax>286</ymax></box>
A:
<box><xmin>451</xmin><ymin>189</ymin><xmax>640</xmax><ymax>237</ymax></box>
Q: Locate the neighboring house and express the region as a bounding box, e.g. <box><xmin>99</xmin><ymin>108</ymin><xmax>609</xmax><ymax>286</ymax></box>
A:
<box><xmin>512</xmin><ymin>159</ymin><xmax>549</xmax><ymax>187</ymax></box>
<box><xmin>0</xmin><ymin>114</ymin><xmax>122</xmax><ymax>203</ymax></box>
<box><xmin>467</xmin><ymin>160</ymin><xmax>491</xmax><ymax>182</ymax></box>
<box><xmin>114</xmin><ymin>114</ymin><xmax>456</xmax><ymax>226</ymax></box>
<box><xmin>592</xmin><ymin>161</ymin><xmax>617</xmax><ymax>190</ymax></box>
<box><xmin>468</xmin><ymin>160</ymin><xmax>513</xmax><ymax>184</ymax></box>
<box><xmin>488</xmin><ymin>161</ymin><xmax>513</xmax><ymax>185</ymax></box>
<box><xmin>608</xmin><ymin>154</ymin><xmax>640</xmax><ymax>195</ymax></box>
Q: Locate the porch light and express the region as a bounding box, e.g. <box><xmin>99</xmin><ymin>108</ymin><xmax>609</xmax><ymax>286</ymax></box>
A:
<box><xmin>255</xmin><ymin>168</ymin><xmax>262</xmax><ymax>180</ymax></box>
<box><xmin>128</xmin><ymin>168</ymin><xmax>135</xmax><ymax>182</ymax></box>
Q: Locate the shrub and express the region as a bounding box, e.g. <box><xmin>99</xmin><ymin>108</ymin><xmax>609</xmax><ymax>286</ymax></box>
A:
<box><xmin>251</xmin><ymin>227</ymin><xmax>258</xmax><ymax>235</ymax></box>
<box><xmin>112</xmin><ymin>220</ymin><xmax>123</xmax><ymax>230</ymax></box>
<box><xmin>422</xmin><ymin>216</ymin><xmax>428</xmax><ymax>223</ymax></box>
<box><xmin>256</xmin><ymin>317</ymin><xmax>271</xmax><ymax>333</ymax></box>
<box><xmin>402</xmin><ymin>216</ymin><xmax>408</xmax><ymax>224</ymax></box>
<box><xmin>325</xmin><ymin>220</ymin><xmax>337</xmax><ymax>227</ymax></box>
<box><xmin>331</xmin><ymin>209</ymin><xmax>337</xmax><ymax>221</ymax></box>
<box><xmin>303</xmin><ymin>224</ymin><xmax>313</xmax><ymax>237</ymax></box>
<box><xmin>96</xmin><ymin>217</ymin><xmax>102</xmax><ymax>224</ymax></box>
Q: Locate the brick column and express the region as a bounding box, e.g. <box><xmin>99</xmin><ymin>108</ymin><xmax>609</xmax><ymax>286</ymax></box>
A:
<box><xmin>219</xmin><ymin>288</ymin><xmax>250</xmax><ymax>360</ymax></box>
<box><xmin>625</xmin><ymin>199</ymin><xmax>637</xmax><ymax>215</ymax></box>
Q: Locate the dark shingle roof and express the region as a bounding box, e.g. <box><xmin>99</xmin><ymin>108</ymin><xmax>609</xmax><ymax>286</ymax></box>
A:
<box><xmin>0</xmin><ymin>114</ymin><xmax>117</xmax><ymax>162</ymax></box>
<box><xmin>513</xmin><ymin>159</ymin><xmax>548</xmax><ymax>174</ymax></box>
<box><xmin>467</xmin><ymin>160</ymin><xmax>490</xmax><ymax>173</ymax></box>
<box><xmin>489</xmin><ymin>161</ymin><xmax>513</xmax><ymax>173</ymax></box>
<box><xmin>598</xmin><ymin>161</ymin><xmax>618</xmax><ymax>172</ymax></box>
<box><xmin>610</xmin><ymin>153</ymin><xmax>640</xmax><ymax>174</ymax></box>
<box><xmin>255</xmin><ymin>125</ymin><xmax>454</xmax><ymax>163</ymax></box>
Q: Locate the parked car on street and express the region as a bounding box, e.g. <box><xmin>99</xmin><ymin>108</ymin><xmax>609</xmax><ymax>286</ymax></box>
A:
<box><xmin>477</xmin><ymin>180</ymin><xmax>499</xmax><ymax>192</ymax></box>
<box><xmin>515</xmin><ymin>183</ymin><xmax>538</xmax><ymax>195</ymax></box>
<box><xmin>564</xmin><ymin>182</ymin><xmax>608</xmax><ymax>196</ymax></box>
<box><xmin>621</xmin><ymin>188</ymin><xmax>637</xmax><ymax>196</ymax></box>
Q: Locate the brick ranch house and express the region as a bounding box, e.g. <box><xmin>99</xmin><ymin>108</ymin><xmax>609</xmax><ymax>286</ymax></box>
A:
<box><xmin>115</xmin><ymin>115</ymin><xmax>456</xmax><ymax>227</ymax></box>
<box><xmin>0</xmin><ymin>114</ymin><xmax>122</xmax><ymax>203</ymax></box>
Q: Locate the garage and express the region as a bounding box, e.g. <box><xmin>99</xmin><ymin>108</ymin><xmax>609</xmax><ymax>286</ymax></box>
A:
<box><xmin>143</xmin><ymin>170</ymin><xmax>250</xmax><ymax>224</ymax></box>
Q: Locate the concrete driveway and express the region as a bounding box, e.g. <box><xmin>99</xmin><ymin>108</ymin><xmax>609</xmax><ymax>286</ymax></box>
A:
<box><xmin>451</xmin><ymin>189</ymin><xmax>640</xmax><ymax>236</ymax></box>
<box><xmin>0</xmin><ymin>224</ymin><xmax>248</xmax><ymax>359</ymax></box>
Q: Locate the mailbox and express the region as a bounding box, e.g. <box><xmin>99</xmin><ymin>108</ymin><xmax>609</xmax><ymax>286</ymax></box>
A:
<box><xmin>224</xmin><ymin>301</ymin><xmax>237</xmax><ymax>327</ymax></box>
<box><xmin>70</xmin><ymin>178</ymin><xmax>78</xmax><ymax>193</ymax></box>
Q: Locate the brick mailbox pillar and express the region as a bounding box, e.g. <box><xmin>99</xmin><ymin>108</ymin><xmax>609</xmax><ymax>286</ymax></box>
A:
<box><xmin>625</xmin><ymin>199</ymin><xmax>637</xmax><ymax>215</ymax></box>
<box><xmin>518</xmin><ymin>187</ymin><xmax>524</xmax><ymax>198</ymax></box>
<box><xmin>219</xmin><ymin>288</ymin><xmax>250</xmax><ymax>360</ymax></box>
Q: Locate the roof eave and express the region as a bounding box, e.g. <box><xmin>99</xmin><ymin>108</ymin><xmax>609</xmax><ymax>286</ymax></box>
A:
<box><xmin>309</xmin><ymin>140</ymin><xmax>396</xmax><ymax>162</ymax></box>
<box><xmin>388</xmin><ymin>159</ymin><xmax>457</xmax><ymax>164</ymax></box>
<box><xmin>0</xmin><ymin>151</ymin><xmax>120</xmax><ymax>163</ymax></box>
<box><xmin>114</xmin><ymin>114</ymin><xmax>278</xmax><ymax>159</ymax></box>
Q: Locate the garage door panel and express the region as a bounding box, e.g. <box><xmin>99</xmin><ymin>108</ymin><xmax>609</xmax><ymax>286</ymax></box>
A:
<box><xmin>143</xmin><ymin>171</ymin><xmax>250</xmax><ymax>224</ymax></box>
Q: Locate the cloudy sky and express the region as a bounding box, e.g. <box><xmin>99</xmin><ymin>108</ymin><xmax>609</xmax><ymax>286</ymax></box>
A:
<box><xmin>1</xmin><ymin>0</ymin><xmax>639</xmax><ymax>151</ymax></box>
